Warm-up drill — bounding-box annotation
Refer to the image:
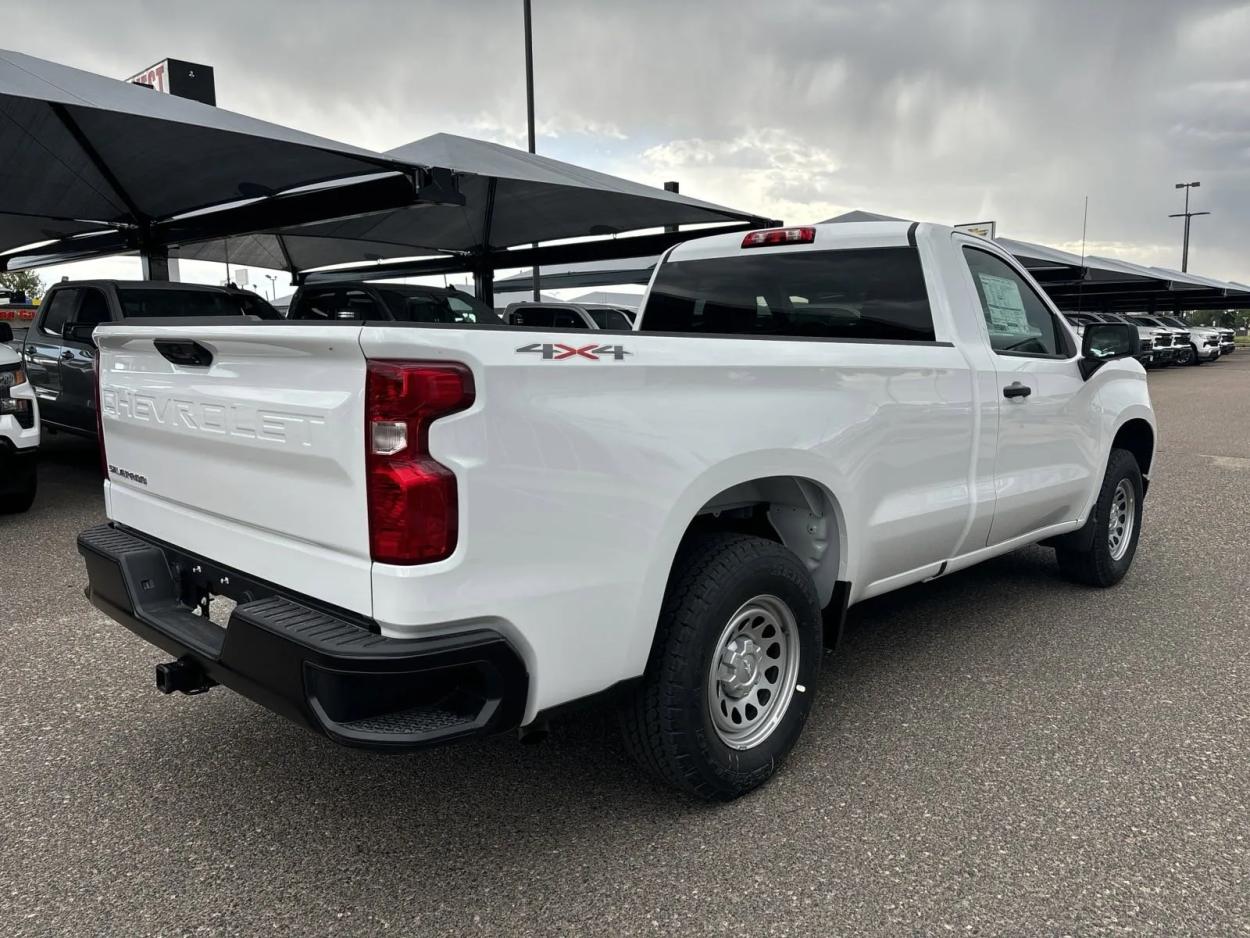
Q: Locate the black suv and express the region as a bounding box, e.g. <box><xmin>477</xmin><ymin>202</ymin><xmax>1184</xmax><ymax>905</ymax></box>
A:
<box><xmin>22</xmin><ymin>280</ymin><xmax>279</xmax><ymax>437</ymax></box>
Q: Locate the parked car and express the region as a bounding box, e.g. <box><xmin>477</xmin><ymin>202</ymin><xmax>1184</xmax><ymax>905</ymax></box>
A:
<box><xmin>1066</xmin><ymin>312</ymin><xmax>1163</xmax><ymax>367</ymax></box>
<box><xmin>79</xmin><ymin>220</ymin><xmax>1154</xmax><ymax>800</ymax></box>
<box><xmin>1218</xmin><ymin>327</ymin><xmax>1236</xmax><ymax>355</ymax></box>
<box><xmin>0</xmin><ymin>323</ymin><xmax>38</xmax><ymax>513</ymax></box>
<box><xmin>1129</xmin><ymin>315</ymin><xmax>1196</xmax><ymax>365</ymax></box>
<box><xmin>1098</xmin><ymin>313</ymin><xmax>1176</xmax><ymax>366</ymax></box>
<box><xmin>287</xmin><ymin>282</ymin><xmax>502</xmax><ymax>324</ymax></box>
<box><xmin>21</xmin><ymin>280</ymin><xmax>280</xmax><ymax>437</ymax></box>
<box><xmin>505</xmin><ymin>301</ymin><xmax>635</xmax><ymax>330</ymax></box>
<box><xmin>1151</xmin><ymin>315</ymin><xmax>1222</xmax><ymax>364</ymax></box>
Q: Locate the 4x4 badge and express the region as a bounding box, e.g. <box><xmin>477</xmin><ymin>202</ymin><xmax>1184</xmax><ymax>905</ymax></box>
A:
<box><xmin>516</xmin><ymin>343</ymin><xmax>631</xmax><ymax>361</ymax></box>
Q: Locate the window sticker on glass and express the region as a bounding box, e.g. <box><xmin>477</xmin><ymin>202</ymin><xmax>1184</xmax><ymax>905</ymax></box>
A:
<box><xmin>978</xmin><ymin>273</ymin><xmax>1031</xmax><ymax>334</ymax></box>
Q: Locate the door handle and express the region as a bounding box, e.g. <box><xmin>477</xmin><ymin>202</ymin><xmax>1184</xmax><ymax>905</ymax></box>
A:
<box><xmin>60</xmin><ymin>350</ymin><xmax>74</xmax><ymax>360</ymax></box>
<box><xmin>1003</xmin><ymin>382</ymin><xmax>1032</xmax><ymax>399</ymax></box>
<box><xmin>155</xmin><ymin>339</ymin><xmax>214</xmax><ymax>367</ymax></box>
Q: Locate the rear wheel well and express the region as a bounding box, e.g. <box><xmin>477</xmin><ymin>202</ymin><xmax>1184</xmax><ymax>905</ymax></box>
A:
<box><xmin>1112</xmin><ymin>419</ymin><xmax>1154</xmax><ymax>490</ymax></box>
<box><xmin>680</xmin><ymin>476</ymin><xmax>843</xmax><ymax>609</ymax></box>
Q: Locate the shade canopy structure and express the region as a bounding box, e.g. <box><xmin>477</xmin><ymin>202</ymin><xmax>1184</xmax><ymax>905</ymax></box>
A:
<box><xmin>822</xmin><ymin>209</ymin><xmax>911</xmax><ymax>224</ymax></box>
<box><xmin>178</xmin><ymin>133</ymin><xmax>774</xmax><ymax>295</ymax></box>
<box><xmin>485</xmin><ymin>217</ymin><xmax>1250</xmax><ymax>314</ymax></box>
<box><xmin>493</xmin><ymin>255</ymin><xmax>660</xmax><ymax>291</ymax></box>
<box><xmin>0</xmin><ymin>48</ymin><xmax>431</xmax><ymax>272</ymax></box>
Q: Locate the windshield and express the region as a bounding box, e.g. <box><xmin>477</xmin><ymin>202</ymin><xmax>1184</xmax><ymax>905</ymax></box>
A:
<box><xmin>118</xmin><ymin>289</ymin><xmax>268</xmax><ymax>319</ymax></box>
<box><xmin>1159</xmin><ymin>317</ymin><xmax>1186</xmax><ymax>329</ymax></box>
<box><xmin>1131</xmin><ymin>316</ymin><xmax>1163</xmax><ymax>327</ymax></box>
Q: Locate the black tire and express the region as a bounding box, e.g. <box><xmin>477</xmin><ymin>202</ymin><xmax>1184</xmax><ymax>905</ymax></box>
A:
<box><xmin>1055</xmin><ymin>448</ymin><xmax>1143</xmax><ymax>587</ymax></box>
<box><xmin>618</xmin><ymin>532</ymin><xmax>822</xmax><ymax>800</ymax></box>
<box><xmin>0</xmin><ymin>453</ymin><xmax>37</xmax><ymax>514</ymax></box>
<box><xmin>1183</xmin><ymin>344</ymin><xmax>1199</xmax><ymax>366</ymax></box>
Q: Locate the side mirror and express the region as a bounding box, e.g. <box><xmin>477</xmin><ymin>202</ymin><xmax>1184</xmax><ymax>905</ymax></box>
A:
<box><xmin>1080</xmin><ymin>322</ymin><xmax>1137</xmax><ymax>379</ymax></box>
<box><xmin>63</xmin><ymin>321</ymin><xmax>98</xmax><ymax>346</ymax></box>
<box><xmin>0</xmin><ymin>322</ymin><xmax>12</xmax><ymax>344</ymax></box>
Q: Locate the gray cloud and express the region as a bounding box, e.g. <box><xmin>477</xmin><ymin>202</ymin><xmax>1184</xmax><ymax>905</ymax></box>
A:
<box><xmin>6</xmin><ymin>0</ymin><xmax>1249</xmax><ymax>279</ymax></box>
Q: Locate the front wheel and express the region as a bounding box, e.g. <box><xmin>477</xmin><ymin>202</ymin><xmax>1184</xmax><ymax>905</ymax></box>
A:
<box><xmin>1055</xmin><ymin>448</ymin><xmax>1143</xmax><ymax>587</ymax></box>
<box><xmin>0</xmin><ymin>452</ymin><xmax>37</xmax><ymax>514</ymax></box>
<box><xmin>1182</xmin><ymin>344</ymin><xmax>1199</xmax><ymax>366</ymax></box>
<box><xmin>618</xmin><ymin>532</ymin><xmax>822</xmax><ymax>800</ymax></box>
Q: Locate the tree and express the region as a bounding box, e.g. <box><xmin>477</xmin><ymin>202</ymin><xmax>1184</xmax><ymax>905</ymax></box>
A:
<box><xmin>0</xmin><ymin>270</ymin><xmax>46</xmax><ymax>302</ymax></box>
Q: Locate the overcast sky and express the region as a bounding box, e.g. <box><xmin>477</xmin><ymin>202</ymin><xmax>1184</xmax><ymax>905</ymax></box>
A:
<box><xmin>7</xmin><ymin>0</ymin><xmax>1250</xmax><ymax>286</ymax></box>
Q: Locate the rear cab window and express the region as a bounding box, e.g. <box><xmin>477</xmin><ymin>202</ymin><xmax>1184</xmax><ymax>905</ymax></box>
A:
<box><xmin>639</xmin><ymin>247</ymin><xmax>935</xmax><ymax>341</ymax></box>
<box><xmin>118</xmin><ymin>289</ymin><xmax>254</xmax><ymax>319</ymax></box>
<box><xmin>374</xmin><ymin>288</ymin><xmax>501</xmax><ymax>325</ymax></box>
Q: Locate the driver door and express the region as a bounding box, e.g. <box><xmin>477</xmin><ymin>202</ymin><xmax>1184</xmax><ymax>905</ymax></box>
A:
<box><xmin>957</xmin><ymin>240</ymin><xmax>1098</xmax><ymax>546</ymax></box>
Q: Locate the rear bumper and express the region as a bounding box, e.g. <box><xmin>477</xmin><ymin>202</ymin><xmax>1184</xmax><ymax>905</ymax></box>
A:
<box><xmin>77</xmin><ymin>523</ymin><xmax>528</xmax><ymax>750</ymax></box>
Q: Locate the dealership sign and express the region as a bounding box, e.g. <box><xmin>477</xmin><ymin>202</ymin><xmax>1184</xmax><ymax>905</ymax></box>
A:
<box><xmin>955</xmin><ymin>221</ymin><xmax>997</xmax><ymax>240</ymax></box>
<box><xmin>126</xmin><ymin>59</ymin><xmax>216</xmax><ymax>106</ymax></box>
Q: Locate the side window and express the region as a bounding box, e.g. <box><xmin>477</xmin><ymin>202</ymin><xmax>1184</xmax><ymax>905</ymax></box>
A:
<box><xmin>554</xmin><ymin>311</ymin><xmax>589</xmax><ymax>329</ymax></box>
<box><xmin>40</xmin><ymin>289</ymin><xmax>80</xmax><ymax>337</ymax></box>
<box><xmin>962</xmin><ymin>247</ymin><xmax>1068</xmax><ymax>357</ymax></box>
<box><xmin>585</xmin><ymin>308</ymin><xmax>632</xmax><ymax>330</ymax></box>
<box><xmin>73</xmin><ymin>288</ymin><xmax>111</xmax><ymax>327</ymax></box>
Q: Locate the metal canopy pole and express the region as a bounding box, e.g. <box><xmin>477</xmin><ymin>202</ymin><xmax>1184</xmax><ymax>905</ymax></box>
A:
<box><xmin>475</xmin><ymin>177</ymin><xmax>499</xmax><ymax>307</ymax></box>
<box><xmin>524</xmin><ymin>0</ymin><xmax>539</xmax><ymax>302</ymax></box>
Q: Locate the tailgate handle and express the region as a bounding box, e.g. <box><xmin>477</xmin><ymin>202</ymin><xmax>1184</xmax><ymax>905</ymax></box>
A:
<box><xmin>154</xmin><ymin>339</ymin><xmax>213</xmax><ymax>367</ymax></box>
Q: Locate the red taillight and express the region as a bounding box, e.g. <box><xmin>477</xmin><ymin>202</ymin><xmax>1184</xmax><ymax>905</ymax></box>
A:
<box><xmin>741</xmin><ymin>226</ymin><xmax>816</xmax><ymax>248</ymax></box>
<box><xmin>93</xmin><ymin>353</ymin><xmax>107</xmax><ymax>478</ymax></box>
<box><xmin>365</xmin><ymin>361</ymin><xmax>475</xmax><ymax>565</ymax></box>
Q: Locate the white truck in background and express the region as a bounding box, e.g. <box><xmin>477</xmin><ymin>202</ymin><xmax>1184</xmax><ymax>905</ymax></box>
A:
<box><xmin>78</xmin><ymin>221</ymin><xmax>1155</xmax><ymax>800</ymax></box>
<box><xmin>0</xmin><ymin>322</ymin><xmax>38</xmax><ymax>513</ymax></box>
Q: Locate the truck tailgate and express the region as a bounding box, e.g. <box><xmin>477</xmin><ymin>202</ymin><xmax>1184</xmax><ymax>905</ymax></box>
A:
<box><xmin>96</xmin><ymin>323</ymin><xmax>372</xmax><ymax>615</ymax></box>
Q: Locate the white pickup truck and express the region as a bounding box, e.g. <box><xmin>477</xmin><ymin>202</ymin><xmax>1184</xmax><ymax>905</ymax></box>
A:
<box><xmin>78</xmin><ymin>221</ymin><xmax>1155</xmax><ymax>800</ymax></box>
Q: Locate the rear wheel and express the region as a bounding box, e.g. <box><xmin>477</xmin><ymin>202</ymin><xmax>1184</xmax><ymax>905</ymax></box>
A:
<box><xmin>618</xmin><ymin>532</ymin><xmax>822</xmax><ymax>800</ymax></box>
<box><xmin>1055</xmin><ymin>448</ymin><xmax>1142</xmax><ymax>587</ymax></box>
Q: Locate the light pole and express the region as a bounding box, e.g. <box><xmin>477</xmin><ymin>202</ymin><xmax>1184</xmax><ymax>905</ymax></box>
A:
<box><xmin>1169</xmin><ymin>181</ymin><xmax>1210</xmax><ymax>273</ymax></box>
<box><xmin>265</xmin><ymin>274</ymin><xmax>277</xmax><ymax>300</ymax></box>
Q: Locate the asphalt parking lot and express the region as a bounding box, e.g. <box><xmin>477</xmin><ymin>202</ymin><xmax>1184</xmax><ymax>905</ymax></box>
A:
<box><xmin>2</xmin><ymin>356</ymin><xmax>1248</xmax><ymax>937</ymax></box>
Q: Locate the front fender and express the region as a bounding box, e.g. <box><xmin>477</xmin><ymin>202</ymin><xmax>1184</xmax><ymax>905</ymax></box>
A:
<box><xmin>1077</xmin><ymin>361</ymin><xmax>1155</xmax><ymax>522</ymax></box>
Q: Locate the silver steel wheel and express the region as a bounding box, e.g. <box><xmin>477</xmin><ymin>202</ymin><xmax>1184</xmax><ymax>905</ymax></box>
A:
<box><xmin>706</xmin><ymin>594</ymin><xmax>801</xmax><ymax>751</ymax></box>
<box><xmin>1108</xmin><ymin>478</ymin><xmax>1136</xmax><ymax>561</ymax></box>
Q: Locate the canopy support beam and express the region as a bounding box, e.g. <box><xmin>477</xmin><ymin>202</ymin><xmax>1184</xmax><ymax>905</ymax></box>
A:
<box><xmin>48</xmin><ymin>104</ymin><xmax>142</xmax><ymax>225</ymax></box>
<box><xmin>275</xmin><ymin>234</ymin><xmax>297</xmax><ymax>284</ymax></box>
<box><xmin>473</xmin><ymin>177</ymin><xmax>499</xmax><ymax>307</ymax></box>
